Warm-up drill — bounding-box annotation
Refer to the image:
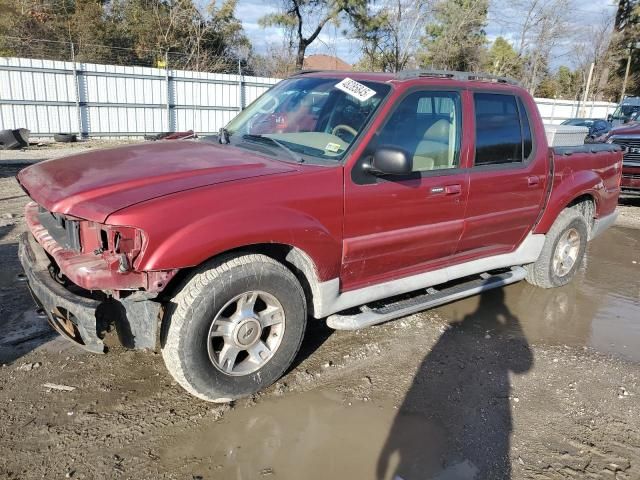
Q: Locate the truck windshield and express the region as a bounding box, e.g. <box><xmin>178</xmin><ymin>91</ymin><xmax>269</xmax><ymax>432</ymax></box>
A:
<box><xmin>224</xmin><ymin>77</ymin><xmax>391</xmax><ymax>162</ymax></box>
<box><xmin>611</xmin><ymin>100</ymin><xmax>640</xmax><ymax>121</ymax></box>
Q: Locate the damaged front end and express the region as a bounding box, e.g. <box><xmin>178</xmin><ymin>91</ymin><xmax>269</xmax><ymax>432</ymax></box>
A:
<box><xmin>18</xmin><ymin>202</ymin><xmax>177</xmax><ymax>353</ymax></box>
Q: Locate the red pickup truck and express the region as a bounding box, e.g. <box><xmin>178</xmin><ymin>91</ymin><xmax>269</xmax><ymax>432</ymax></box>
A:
<box><xmin>606</xmin><ymin>121</ymin><xmax>640</xmax><ymax>194</ymax></box>
<box><xmin>17</xmin><ymin>71</ymin><xmax>622</xmax><ymax>402</ymax></box>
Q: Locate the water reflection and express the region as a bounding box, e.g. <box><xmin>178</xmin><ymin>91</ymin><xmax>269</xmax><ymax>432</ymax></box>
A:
<box><xmin>159</xmin><ymin>390</ymin><xmax>442</xmax><ymax>479</ymax></box>
<box><xmin>437</xmin><ymin>226</ymin><xmax>640</xmax><ymax>361</ymax></box>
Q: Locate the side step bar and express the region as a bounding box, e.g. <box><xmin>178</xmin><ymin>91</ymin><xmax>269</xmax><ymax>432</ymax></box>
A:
<box><xmin>326</xmin><ymin>267</ymin><xmax>527</xmax><ymax>330</ymax></box>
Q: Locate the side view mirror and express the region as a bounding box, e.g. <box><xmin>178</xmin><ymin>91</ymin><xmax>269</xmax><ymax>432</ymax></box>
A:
<box><xmin>607</xmin><ymin>114</ymin><xmax>613</xmax><ymax>122</ymax></box>
<box><xmin>367</xmin><ymin>146</ymin><xmax>413</xmax><ymax>175</ymax></box>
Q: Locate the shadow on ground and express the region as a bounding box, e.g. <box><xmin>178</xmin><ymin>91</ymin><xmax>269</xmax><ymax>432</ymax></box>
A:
<box><xmin>0</xmin><ymin>163</ymin><xmax>29</xmax><ymax>179</ymax></box>
<box><xmin>378</xmin><ymin>287</ymin><xmax>533</xmax><ymax>480</ymax></box>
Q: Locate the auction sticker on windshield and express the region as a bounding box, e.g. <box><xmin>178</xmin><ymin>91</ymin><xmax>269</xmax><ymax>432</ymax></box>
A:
<box><xmin>335</xmin><ymin>78</ymin><xmax>376</xmax><ymax>102</ymax></box>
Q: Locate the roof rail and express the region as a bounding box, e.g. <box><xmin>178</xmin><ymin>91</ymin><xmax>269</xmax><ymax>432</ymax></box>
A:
<box><xmin>290</xmin><ymin>69</ymin><xmax>324</xmax><ymax>76</ymax></box>
<box><xmin>397</xmin><ymin>69</ymin><xmax>520</xmax><ymax>86</ymax></box>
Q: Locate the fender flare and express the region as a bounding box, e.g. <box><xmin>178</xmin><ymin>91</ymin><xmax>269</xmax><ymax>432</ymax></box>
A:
<box><xmin>534</xmin><ymin>169</ymin><xmax>600</xmax><ymax>234</ymax></box>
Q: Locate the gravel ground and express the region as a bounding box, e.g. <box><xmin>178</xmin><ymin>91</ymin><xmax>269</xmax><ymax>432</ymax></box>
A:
<box><xmin>0</xmin><ymin>148</ymin><xmax>639</xmax><ymax>480</ymax></box>
<box><xmin>0</xmin><ymin>140</ymin><xmax>138</xmax><ymax>164</ymax></box>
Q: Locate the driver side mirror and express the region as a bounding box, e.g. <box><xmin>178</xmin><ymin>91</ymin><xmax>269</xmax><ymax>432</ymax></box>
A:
<box><xmin>367</xmin><ymin>147</ymin><xmax>413</xmax><ymax>176</ymax></box>
<box><xmin>607</xmin><ymin>114</ymin><xmax>613</xmax><ymax>122</ymax></box>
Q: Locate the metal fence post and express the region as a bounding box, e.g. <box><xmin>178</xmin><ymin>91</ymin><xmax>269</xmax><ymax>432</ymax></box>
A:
<box><xmin>70</xmin><ymin>42</ymin><xmax>83</xmax><ymax>137</ymax></box>
<box><xmin>165</xmin><ymin>52</ymin><xmax>173</xmax><ymax>132</ymax></box>
<box><xmin>239</xmin><ymin>75</ymin><xmax>245</xmax><ymax>111</ymax></box>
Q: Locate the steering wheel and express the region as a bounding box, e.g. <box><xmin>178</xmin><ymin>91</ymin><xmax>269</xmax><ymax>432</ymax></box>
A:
<box><xmin>331</xmin><ymin>124</ymin><xmax>358</xmax><ymax>140</ymax></box>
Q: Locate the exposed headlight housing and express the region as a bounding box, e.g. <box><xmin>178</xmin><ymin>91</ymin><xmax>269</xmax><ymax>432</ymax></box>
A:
<box><xmin>80</xmin><ymin>222</ymin><xmax>146</xmax><ymax>273</ymax></box>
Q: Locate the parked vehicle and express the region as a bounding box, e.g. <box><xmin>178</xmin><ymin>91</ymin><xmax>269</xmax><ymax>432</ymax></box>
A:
<box><xmin>607</xmin><ymin>121</ymin><xmax>640</xmax><ymax>195</ymax></box>
<box><xmin>560</xmin><ymin>118</ymin><xmax>612</xmax><ymax>143</ymax></box>
<box><xmin>17</xmin><ymin>71</ymin><xmax>623</xmax><ymax>402</ymax></box>
<box><xmin>608</xmin><ymin>96</ymin><xmax>640</xmax><ymax>126</ymax></box>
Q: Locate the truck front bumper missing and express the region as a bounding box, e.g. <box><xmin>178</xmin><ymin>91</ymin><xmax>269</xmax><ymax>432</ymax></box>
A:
<box><xmin>18</xmin><ymin>232</ymin><xmax>162</xmax><ymax>353</ymax></box>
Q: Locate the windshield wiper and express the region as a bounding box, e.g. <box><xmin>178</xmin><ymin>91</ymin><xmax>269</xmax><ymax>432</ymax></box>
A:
<box><xmin>242</xmin><ymin>134</ymin><xmax>304</xmax><ymax>163</ymax></box>
<box><xmin>218</xmin><ymin>127</ymin><xmax>230</xmax><ymax>144</ymax></box>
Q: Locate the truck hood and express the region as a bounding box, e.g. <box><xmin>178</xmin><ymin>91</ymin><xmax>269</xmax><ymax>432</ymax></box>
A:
<box><xmin>17</xmin><ymin>140</ymin><xmax>296</xmax><ymax>223</ymax></box>
<box><xmin>608</xmin><ymin>122</ymin><xmax>640</xmax><ymax>137</ymax></box>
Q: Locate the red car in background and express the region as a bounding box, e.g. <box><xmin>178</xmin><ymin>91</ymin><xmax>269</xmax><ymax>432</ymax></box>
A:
<box><xmin>607</xmin><ymin>121</ymin><xmax>640</xmax><ymax>194</ymax></box>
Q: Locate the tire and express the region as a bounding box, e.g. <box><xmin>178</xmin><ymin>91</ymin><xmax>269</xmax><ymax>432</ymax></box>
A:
<box><xmin>525</xmin><ymin>208</ymin><xmax>588</xmax><ymax>288</ymax></box>
<box><xmin>161</xmin><ymin>254</ymin><xmax>307</xmax><ymax>402</ymax></box>
<box><xmin>53</xmin><ymin>133</ymin><xmax>77</xmax><ymax>143</ymax></box>
<box><xmin>0</xmin><ymin>128</ymin><xmax>29</xmax><ymax>150</ymax></box>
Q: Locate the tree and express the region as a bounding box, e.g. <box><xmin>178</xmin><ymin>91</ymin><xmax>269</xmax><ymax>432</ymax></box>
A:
<box><xmin>606</xmin><ymin>0</ymin><xmax>640</xmax><ymax>99</ymax></box>
<box><xmin>483</xmin><ymin>36</ymin><xmax>523</xmax><ymax>78</ymax></box>
<box><xmin>259</xmin><ymin>0</ymin><xmax>359</xmax><ymax>70</ymax></box>
<box><xmin>249</xmin><ymin>42</ymin><xmax>298</xmax><ymax>77</ymax></box>
<box><xmin>494</xmin><ymin>0</ymin><xmax>575</xmax><ymax>93</ymax></box>
<box><xmin>418</xmin><ymin>0</ymin><xmax>488</xmax><ymax>72</ymax></box>
<box><xmin>349</xmin><ymin>0</ymin><xmax>432</xmax><ymax>72</ymax></box>
<box><xmin>0</xmin><ymin>0</ymin><xmax>251</xmax><ymax>72</ymax></box>
<box><xmin>555</xmin><ymin>66</ymin><xmax>581</xmax><ymax>99</ymax></box>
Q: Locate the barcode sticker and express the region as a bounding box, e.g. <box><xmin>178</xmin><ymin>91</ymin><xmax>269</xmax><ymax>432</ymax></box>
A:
<box><xmin>325</xmin><ymin>142</ymin><xmax>341</xmax><ymax>152</ymax></box>
<box><xmin>335</xmin><ymin>78</ymin><xmax>376</xmax><ymax>102</ymax></box>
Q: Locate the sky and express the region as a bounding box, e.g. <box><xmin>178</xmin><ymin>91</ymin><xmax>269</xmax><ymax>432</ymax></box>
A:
<box><xmin>236</xmin><ymin>0</ymin><xmax>619</xmax><ymax>69</ymax></box>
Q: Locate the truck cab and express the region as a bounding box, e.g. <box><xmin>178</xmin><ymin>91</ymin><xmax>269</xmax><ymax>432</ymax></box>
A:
<box><xmin>609</xmin><ymin>96</ymin><xmax>640</xmax><ymax>126</ymax></box>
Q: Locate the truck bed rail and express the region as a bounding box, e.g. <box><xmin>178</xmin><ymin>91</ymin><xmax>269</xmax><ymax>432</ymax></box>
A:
<box><xmin>553</xmin><ymin>144</ymin><xmax>622</xmax><ymax>156</ymax></box>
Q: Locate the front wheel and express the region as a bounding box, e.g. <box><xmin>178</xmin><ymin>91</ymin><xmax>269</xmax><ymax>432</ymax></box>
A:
<box><xmin>161</xmin><ymin>254</ymin><xmax>307</xmax><ymax>402</ymax></box>
<box><xmin>525</xmin><ymin>208</ymin><xmax>588</xmax><ymax>288</ymax></box>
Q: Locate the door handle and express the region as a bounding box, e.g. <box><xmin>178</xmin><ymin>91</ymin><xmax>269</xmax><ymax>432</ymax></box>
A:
<box><xmin>444</xmin><ymin>184</ymin><xmax>462</xmax><ymax>195</ymax></box>
<box><xmin>527</xmin><ymin>175</ymin><xmax>540</xmax><ymax>186</ymax></box>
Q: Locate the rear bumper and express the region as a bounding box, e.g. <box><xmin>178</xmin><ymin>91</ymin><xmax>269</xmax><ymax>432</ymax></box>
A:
<box><xmin>18</xmin><ymin>232</ymin><xmax>162</xmax><ymax>353</ymax></box>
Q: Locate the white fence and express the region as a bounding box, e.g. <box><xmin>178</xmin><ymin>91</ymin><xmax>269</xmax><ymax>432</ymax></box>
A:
<box><xmin>0</xmin><ymin>57</ymin><xmax>279</xmax><ymax>138</ymax></box>
<box><xmin>535</xmin><ymin>97</ymin><xmax>617</xmax><ymax>125</ymax></box>
<box><xmin>0</xmin><ymin>57</ymin><xmax>619</xmax><ymax>137</ymax></box>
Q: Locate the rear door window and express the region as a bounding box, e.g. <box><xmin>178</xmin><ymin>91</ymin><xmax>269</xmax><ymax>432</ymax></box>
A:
<box><xmin>474</xmin><ymin>93</ymin><xmax>531</xmax><ymax>166</ymax></box>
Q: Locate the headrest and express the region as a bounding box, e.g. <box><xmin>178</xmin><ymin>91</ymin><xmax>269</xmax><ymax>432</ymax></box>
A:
<box><xmin>423</xmin><ymin>119</ymin><xmax>450</xmax><ymax>142</ymax></box>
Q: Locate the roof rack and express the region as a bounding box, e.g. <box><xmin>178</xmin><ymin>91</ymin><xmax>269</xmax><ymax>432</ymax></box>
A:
<box><xmin>397</xmin><ymin>70</ymin><xmax>520</xmax><ymax>86</ymax></box>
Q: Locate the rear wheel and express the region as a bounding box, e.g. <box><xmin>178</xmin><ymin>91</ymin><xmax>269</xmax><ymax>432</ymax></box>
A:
<box><xmin>525</xmin><ymin>209</ymin><xmax>588</xmax><ymax>288</ymax></box>
<box><xmin>161</xmin><ymin>254</ymin><xmax>307</xmax><ymax>402</ymax></box>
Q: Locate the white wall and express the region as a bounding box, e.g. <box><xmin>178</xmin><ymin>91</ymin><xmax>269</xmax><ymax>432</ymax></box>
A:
<box><xmin>534</xmin><ymin>97</ymin><xmax>617</xmax><ymax>125</ymax></box>
<box><xmin>0</xmin><ymin>57</ymin><xmax>619</xmax><ymax>137</ymax></box>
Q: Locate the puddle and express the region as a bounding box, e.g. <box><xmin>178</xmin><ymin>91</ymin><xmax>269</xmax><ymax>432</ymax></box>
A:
<box><xmin>159</xmin><ymin>390</ymin><xmax>483</xmax><ymax>480</ymax></box>
<box><xmin>437</xmin><ymin>226</ymin><xmax>640</xmax><ymax>361</ymax></box>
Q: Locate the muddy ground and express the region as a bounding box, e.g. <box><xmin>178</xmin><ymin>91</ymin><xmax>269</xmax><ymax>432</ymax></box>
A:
<box><xmin>0</xmin><ymin>145</ymin><xmax>639</xmax><ymax>479</ymax></box>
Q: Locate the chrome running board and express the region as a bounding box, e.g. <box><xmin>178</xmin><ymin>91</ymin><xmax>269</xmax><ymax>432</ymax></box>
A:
<box><xmin>326</xmin><ymin>267</ymin><xmax>527</xmax><ymax>330</ymax></box>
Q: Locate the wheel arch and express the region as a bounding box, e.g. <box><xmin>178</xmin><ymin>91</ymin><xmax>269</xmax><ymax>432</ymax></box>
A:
<box><xmin>534</xmin><ymin>180</ymin><xmax>598</xmax><ymax>235</ymax></box>
<box><xmin>159</xmin><ymin>242</ymin><xmax>326</xmax><ymax>318</ymax></box>
<box><xmin>566</xmin><ymin>194</ymin><xmax>596</xmax><ymax>236</ymax></box>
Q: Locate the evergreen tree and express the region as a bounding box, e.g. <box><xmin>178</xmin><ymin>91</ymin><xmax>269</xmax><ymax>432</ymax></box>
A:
<box><xmin>418</xmin><ymin>0</ymin><xmax>488</xmax><ymax>71</ymax></box>
<box><xmin>483</xmin><ymin>36</ymin><xmax>523</xmax><ymax>79</ymax></box>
